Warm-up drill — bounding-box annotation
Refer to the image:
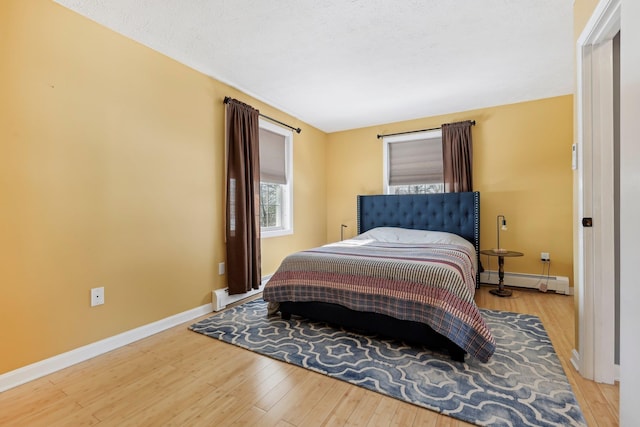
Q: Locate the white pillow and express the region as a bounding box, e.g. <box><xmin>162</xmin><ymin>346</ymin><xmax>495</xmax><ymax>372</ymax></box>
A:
<box><xmin>353</xmin><ymin>227</ymin><xmax>474</xmax><ymax>250</ymax></box>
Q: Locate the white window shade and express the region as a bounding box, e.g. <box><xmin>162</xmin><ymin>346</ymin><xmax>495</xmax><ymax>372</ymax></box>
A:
<box><xmin>388</xmin><ymin>137</ymin><xmax>443</xmax><ymax>185</ymax></box>
<box><xmin>259</xmin><ymin>127</ymin><xmax>286</xmax><ymax>184</ymax></box>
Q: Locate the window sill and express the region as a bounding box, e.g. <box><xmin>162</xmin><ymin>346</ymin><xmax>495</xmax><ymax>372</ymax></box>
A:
<box><xmin>262</xmin><ymin>228</ymin><xmax>293</xmax><ymax>239</ymax></box>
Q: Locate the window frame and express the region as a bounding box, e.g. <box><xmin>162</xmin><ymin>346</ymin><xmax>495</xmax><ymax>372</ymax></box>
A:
<box><xmin>382</xmin><ymin>129</ymin><xmax>444</xmax><ymax>195</ymax></box>
<box><xmin>259</xmin><ymin>119</ymin><xmax>293</xmax><ymax>238</ymax></box>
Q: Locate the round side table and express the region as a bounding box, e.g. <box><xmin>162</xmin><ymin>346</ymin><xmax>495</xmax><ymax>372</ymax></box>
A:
<box><xmin>480</xmin><ymin>249</ymin><xmax>524</xmax><ymax>297</ymax></box>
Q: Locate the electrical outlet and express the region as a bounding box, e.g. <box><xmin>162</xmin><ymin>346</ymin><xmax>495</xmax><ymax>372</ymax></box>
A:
<box><xmin>218</xmin><ymin>262</ymin><xmax>225</xmax><ymax>275</ymax></box>
<box><xmin>540</xmin><ymin>252</ymin><xmax>550</xmax><ymax>262</ymax></box>
<box><xmin>91</xmin><ymin>287</ymin><xmax>105</xmax><ymax>306</ymax></box>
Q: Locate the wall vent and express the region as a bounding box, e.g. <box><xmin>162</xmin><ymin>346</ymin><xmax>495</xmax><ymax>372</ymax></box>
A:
<box><xmin>480</xmin><ymin>271</ymin><xmax>571</xmax><ymax>295</ymax></box>
<box><xmin>212</xmin><ymin>275</ymin><xmax>271</xmax><ymax>311</ymax></box>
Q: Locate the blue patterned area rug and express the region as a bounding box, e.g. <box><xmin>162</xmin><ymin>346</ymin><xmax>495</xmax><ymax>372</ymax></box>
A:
<box><xmin>190</xmin><ymin>299</ymin><xmax>586</xmax><ymax>427</ymax></box>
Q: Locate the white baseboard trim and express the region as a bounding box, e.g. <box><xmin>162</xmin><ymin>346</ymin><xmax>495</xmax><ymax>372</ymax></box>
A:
<box><xmin>571</xmin><ymin>348</ymin><xmax>620</xmax><ymax>382</ymax></box>
<box><xmin>0</xmin><ymin>303</ymin><xmax>213</xmax><ymax>393</ymax></box>
<box><xmin>211</xmin><ymin>275</ymin><xmax>271</xmax><ymax>311</ymax></box>
<box><xmin>480</xmin><ymin>271</ymin><xmax>571</xmax><ymax>295</ymax></box>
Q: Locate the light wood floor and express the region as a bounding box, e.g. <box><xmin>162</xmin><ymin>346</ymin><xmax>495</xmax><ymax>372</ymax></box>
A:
<box><xmin>0</xmin><ymin>286</ymin><xmax>619</xmax><ymax>426</ymax></box>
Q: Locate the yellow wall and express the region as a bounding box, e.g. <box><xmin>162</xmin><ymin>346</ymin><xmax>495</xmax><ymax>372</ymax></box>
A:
<box><xmin>327</xmin><ymin>96</ymin><xmax>574</xmax><ymax>282</ymax></box>
<box><xmin>574</xmin><ymin>0</ymin><xmax>601</xmax><ymax>41</ymax></box>
<box><xmin>1</xmin><ymin>0</ymin><xmax>577</xmax><ymax>377</ymax></box>
<box><xmin>0</xmin><ymin>0</ymin><xmax>326</xmax><ymax>374</ymax></box>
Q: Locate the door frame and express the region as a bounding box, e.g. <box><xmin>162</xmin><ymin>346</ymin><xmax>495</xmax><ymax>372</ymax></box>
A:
<box><xmin>573</xmin><ymin>0</ymin><xmax>620</xmax><ymax>384</ymax></box>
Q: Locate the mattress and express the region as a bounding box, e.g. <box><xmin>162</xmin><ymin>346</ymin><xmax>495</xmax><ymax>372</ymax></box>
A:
<box><xmin>263</xmin><ymin>228</ymin><xmax>496</xmax><ymax>362</ymax></box>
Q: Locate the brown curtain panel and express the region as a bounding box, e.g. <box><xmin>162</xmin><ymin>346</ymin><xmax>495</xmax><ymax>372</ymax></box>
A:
<box><xmin>225</xmin><ymin>99</ymin><xmax>261</xmax><ymax>295</ymax></box>
<box><xmin>442</xmin><ymin>120</ymin><xmax>474</xmax><ymax>193</ymax></box>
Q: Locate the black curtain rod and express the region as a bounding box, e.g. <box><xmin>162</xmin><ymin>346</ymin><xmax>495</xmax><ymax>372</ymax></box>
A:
<box><xmin>376</xmin><ymin>120</ymin><xmax>476</xmax><ymax>139</ymax></box>
<box><xmin>224</xmin><ymin>97</ymin><xmax>302</xmax><ymax>134</ymax></box>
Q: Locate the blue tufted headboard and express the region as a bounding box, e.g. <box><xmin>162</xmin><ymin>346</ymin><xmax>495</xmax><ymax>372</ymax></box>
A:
<box><xmin>357</xmin><ymin>191</ymin><xmax>480</xmax><ymax>285</ymax></box>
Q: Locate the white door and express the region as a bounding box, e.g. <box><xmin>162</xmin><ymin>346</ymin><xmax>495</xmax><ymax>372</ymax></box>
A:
<box><xmin>575</xmin><ymin>0</ymin><xmax>620</xmax><ymax>385</ymax></box>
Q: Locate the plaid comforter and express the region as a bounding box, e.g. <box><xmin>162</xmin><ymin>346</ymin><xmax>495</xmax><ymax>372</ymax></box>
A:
<box><xmin>263</xmin><ymin>239</ymin><xmax>496</xmax><ymax>362</ymax></box>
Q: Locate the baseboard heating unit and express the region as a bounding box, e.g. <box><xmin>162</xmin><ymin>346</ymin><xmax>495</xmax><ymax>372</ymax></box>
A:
<box><xmin>480</xmin><ymin>271</ymin><xmax>571</xmax><ymax>295</ymax></box>
<box><xmin>212</xmin><ymin>275</ymin><xmax>271</xmax><ymax>311</ymax></box>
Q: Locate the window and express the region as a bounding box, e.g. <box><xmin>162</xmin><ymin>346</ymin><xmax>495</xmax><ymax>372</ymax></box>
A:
<box><xmin>383</xmin><ymin>129</ymin><xmax>444</xmax><ymax>194</ymax></box>
<box><xmin>259</xmin><ymin>119</ymin><xmax>293</xmax><ymax>237</ymax></box>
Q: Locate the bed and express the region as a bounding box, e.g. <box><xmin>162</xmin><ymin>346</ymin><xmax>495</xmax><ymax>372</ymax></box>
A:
<box><xmin>262</xmin><ymin>191</ymin><xmax>495</xmax><ymax>363</ymax></box>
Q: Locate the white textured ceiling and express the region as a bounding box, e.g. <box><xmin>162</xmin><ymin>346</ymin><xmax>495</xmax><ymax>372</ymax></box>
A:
<box><xmin>54</xmin><ymin>0</ymin><xmax>574</xmax><ymax>133</ymax></box>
